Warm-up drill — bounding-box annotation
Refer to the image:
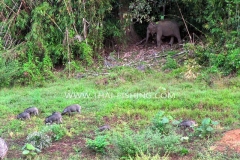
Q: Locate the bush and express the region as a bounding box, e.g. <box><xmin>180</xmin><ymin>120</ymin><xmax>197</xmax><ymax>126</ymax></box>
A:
<box><xmin>26</xmin><ymin>131</ymin><xmax>52</xmax><ymax>150</ymax></box>
<box><xmin>110</xmin><ymin>127</ymin><xmax>180</xmax><ymax>157</ymax></box>
<box><xmin>86</xmin><ymin>135</ymin><xmax>109</xmax><ymax>153</ymax></box>
<box><xmin>0</xmin><ymin>57</ymin><xmax>20</xmax><ymax>87</ymax></box>
<box><xmin>130</xmin><ymin>152</ymin><xmax>169</xmax><ymax>160</ymax></box>
<box><xmin>42</xmin><ymin>124</ymin><xmax>68</xmax><ymax>141</ymax></box>
<box><xmin>22</xmin><ymin>143</ymin><xmax>41</xmax><ymax>159</ymax></box>
<box><xmin>195</xmin><ymin>118</ymin><xmax>218</xmax><ymax>138</ymax></box>
<box><xmin>196</xmin><ymin>45</ymin><xmax>240</xmax><ymax>76</ymax></box>
<box><xmin>162</xmin><ymin>56</ymin><xmax>178</xmax><ymax>70</ymax></box>
<box><xmin>151</xmin><ymin>111</ymin><xmax>174</xmax><ymax>134</ymax></box>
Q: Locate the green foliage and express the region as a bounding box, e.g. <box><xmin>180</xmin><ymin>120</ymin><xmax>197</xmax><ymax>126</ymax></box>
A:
<box><xmin>0</xmin><ymin>56</ymin><xmax>20</xmax><ymax>87</ymax></box>
<box><xmin>129</xmin><ymin>0</ymin><xmax>169</xmax><ymax>22</ymax></box>
<box><xmin>162</xmin><ymin>56</ymin><xmax>178</xmax><ymax>70</ymax></box>
<box><xmin>22</xmin><ymin>143</ymin><xmax>41</xmax><ymax>160</ymax></box>
<box><xmin>196</xmin><ymin>46</ymin><xmax>240</xmax><ymax>75</ymax></box>
<box><xmin>111</xmin><ymin>127</ymin><xmax>180</xmax><ymax>157</ymax></box>
<box><xmin>130</xmin><ymin>152</ymin><xmax>169</xmax><ymax>160</ymax></box>
<box><xmin>86</xmin><ymin>135</ymin><xmax>109</xmax><ymax>153</ymax></box>
<box><xmin>79</xmin><ymin>42</ymin><xmax>94</xmax><ymax>66</ymax></box>
<box><xmin>42</xmin><ymin>124</ymin><xmax>67</xmax><ymax>141</ymax></box>
<box><xmin>0</xmin><ymin>0</ymin><xmax>114</xmax><ymax>86</ymax></box>
<box><xmin>195</xmin><ymin>118</ymin><xmax>219</xmax><ymax>138</ymax></box>
<box><xmin>151</xmin><ymin>111</ymin><xmax>174</xmax><ymax>134</ymax></box>
<box><xmin>179</xmin><ymin>148</ymin><xmax>189</xmax><ymax>156</ymax></box>
<box><xmin>26</xmin><ymin>131</ymin><xmax>52</xmax><ymax>150</ymax></box>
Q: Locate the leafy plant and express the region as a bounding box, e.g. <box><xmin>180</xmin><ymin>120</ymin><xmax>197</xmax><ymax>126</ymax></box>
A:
<box><xmin>130</xmin><ymin>151</ymin><xmax>169</xmax><ymax>160</ymax></box>
<box><xmin>151</xmin><ymin>111</ymin><xmax>174</xmax><ymax>134</ymax></box>
<box><xmin>179</xmin><ymin>148</ymin><xmax>189</xmax><ymax>156</ymax></box>
<box><xmin>42</xmin><ymin>124</ymin><xmax>67</xmax><ymax>141</ymax></box>
<box><xmin>22</xmin><ymin>143</ymin><xmax>41</xmax><ymax>159</ymax></box>
<box><xmin>86</xmin><ymin>135</ymin><xmax>109</xmax><ymax>153</ymax></box>
<box><xmin>162</xmin><ymin>56</ymin><xmax>178</xmax><ymax>70</ymax></box>
<box><xmin>0</xmin><ymin>57</ymin><xmax>20</xmax><ymax>87</ymax></box>
<box><xmin>26</xmin><ymin>131</ymin><xmax>52</xmax><ymax>150</ymax></box>
<box><xmin>111</xmin><ymin>127</ymin><xmax>180</xmax><ymax>157</ymax></box>
<box><xmin>195</xmin><ymin>118</ymin><xmax>219</xmax><ymax>138</ymax></box>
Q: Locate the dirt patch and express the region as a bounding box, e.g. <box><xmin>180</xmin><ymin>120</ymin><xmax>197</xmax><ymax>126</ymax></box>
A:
<box><xmin>211</xmin><ymin>129</ymin><xmax>240</xmax><ymax>153</ymax></box>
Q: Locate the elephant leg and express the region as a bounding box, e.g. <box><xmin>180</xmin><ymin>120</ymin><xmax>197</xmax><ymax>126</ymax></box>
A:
<box><xmin>156</xmin><ymin>30</ymin><xmax>163</xmax><ymax>47</ymax></box>
<box><xmin>169</xmin><ymin>37</ymin><xmax>174</xmax><ymax>46</ymax></box>
<box><xmin>144</xmin><ymin>30</ymin><xmax>150</xmax><ymax>46</ymax></box>
<box><xmin>175</xmin><ymin>30</ymin><xmax>182</xmax><ymax>44</ymax></box>
<box><xmin>177</xmin><ymin>35</ymin><xmax>182</xmax><ymax>44</ymax></box>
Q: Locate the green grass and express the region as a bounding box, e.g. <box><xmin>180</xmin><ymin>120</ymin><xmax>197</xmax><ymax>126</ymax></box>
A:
<box><xmin>0</xmin><ymin>67</ymin><xmax>240</xmax><ymax>159</ymax></box>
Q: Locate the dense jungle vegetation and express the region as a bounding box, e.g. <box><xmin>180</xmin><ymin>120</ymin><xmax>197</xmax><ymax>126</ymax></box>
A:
<box><xmin>0</xmin><ymin>0</ymin><xmax>239</xmax><ymax>87</ymax></box>
<box><xmin>0</xmin><ymin>0</ymin><xmax>240</xmax><ymax>159</ymax></box>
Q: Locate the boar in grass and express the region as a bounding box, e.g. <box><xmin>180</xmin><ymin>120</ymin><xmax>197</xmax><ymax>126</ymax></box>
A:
<box><xmin>62</xmin><ymin>104</ymin><xmax>81</xmax><ymax>116</ymax></box>
<box><xmin>98</xmin><ymin>125</ymin><xmax>110</xmax><ymax>132</ymax></box>
<box><xmin>24</xmin><ymin>107</ymin><xmax>39</xmax><ymax>116</ymax></box>
<box><xmin>45</xmin><ymin>112</ymin><xmax>62</xmax><ymax>124</ymax></box>
<box><xmin>179</xmin><ymin>120</ymin><xmax>198</xmax><ymax>132</ymax></box>
<box><xmin>17</xmin><ymin>112</ymin><xmax>30</xmax><ymax>120</ymax></box>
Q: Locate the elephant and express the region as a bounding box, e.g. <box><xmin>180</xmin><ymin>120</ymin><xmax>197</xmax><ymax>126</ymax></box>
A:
<box><xmin>145</xmin><ymin>20</ymin><xmax>181</xmax><ymax>47</ymax></box>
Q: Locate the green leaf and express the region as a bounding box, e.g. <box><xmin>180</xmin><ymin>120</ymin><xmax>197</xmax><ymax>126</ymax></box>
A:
<box><xmin>22</xmin><ymin>150</ymin><xmax>30</xmax><ymax>155</ymax></box>
<box><xmin>26</xmin><ymin>143</ymin><xmax>35</xmax><ymax>150</ymax></box>
<box><xmin>206</xmin><ymin>126</ymin><xmax>213</xmax><ymax>132</ymax></box>
<box><xmin>161</xmin><ymin>117</ymin><xmax>169</xmax><ymax>124</ymax></box>
<box><xmin>211</xmin><ymin>121</ymin><xmax>219</xmax><ymax>125</ymax></box>
<box><xmin>202</xmin><ymin>118</ymin><xmax>211</xmax><ymax>126</ymax></box>
<box><xmin>35</xmin><ymin>148</ymin><xmax>41</xmax><ymax>153</ymax></box>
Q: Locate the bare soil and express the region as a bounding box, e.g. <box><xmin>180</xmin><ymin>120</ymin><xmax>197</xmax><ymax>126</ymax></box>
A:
<box><xmin>211</xmin><ymin>129</ymin><xmax>240</xmax><ymax>153</ymax></box>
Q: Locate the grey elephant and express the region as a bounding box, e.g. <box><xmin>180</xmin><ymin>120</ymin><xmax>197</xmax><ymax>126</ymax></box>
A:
<box><xmin>145</xmin><ymin>20</ymin><xmax>181</xmax><ymax>47</ymax></box>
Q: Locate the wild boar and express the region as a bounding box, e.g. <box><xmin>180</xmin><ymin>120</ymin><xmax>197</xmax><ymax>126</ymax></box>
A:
<box><xmin>62</xmin><ymin>104</ymin><xmax>81</xmax><ymax>116</ymax></box>
<box><xmin>17</xmin><ymin>112</ymin><xmax>30</xmax><ymax>120</ymax></box>
<box><xmin>179</xmin><ymin>120</ymin><xmax>197</xmax><ymax>128</ymax></box>
<box><xmin>98</xmin><ymin>125</ymin><xmax>111</xmax><ymax>132</ymax></box>
<box><xmin>45</xmin><ymin>113</ymin><xmax>62</xmax><ymax>124</ymax></box>
<box><xmin>24</xmin><ymin>107</ymin><xmax>39</xmax><ymax>116</ymax></box>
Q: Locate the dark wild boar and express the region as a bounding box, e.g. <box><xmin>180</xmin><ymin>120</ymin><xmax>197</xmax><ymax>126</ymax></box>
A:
<box><xmin>98</xmin><ymin>125</ymin><xmax>110</xmax><ymax>132</ymax></box>
<box><xmin>62</xmin><ymin>104</ymin><xmax>81</xmax><ymax>116</ymax></box>
<box><xmin>24</xmin><ymin>107</ymin><xmax>39</xmax><ymax>116</ymax></box>
<box><xmin>45</xmin><ymin>112</ymin><xmax>62</xmax><ymax>124</ymax></box>
<box><xmin>17</xmin><ymin>112</ymin><xmax>30</xmax><ymax>120</ymax></box>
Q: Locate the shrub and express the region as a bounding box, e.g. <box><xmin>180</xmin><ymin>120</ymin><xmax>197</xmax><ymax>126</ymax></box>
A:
<box><xmin>0</xmin><ymin>57</ymin><xmax>20</xmax><ymax>87</ymax></box>
<box><xmin>42</xmin><ymin>124</ymin><xmax>67</xmax><ymax>141</ymax></box>
<box><xmin>195</xmin><ymin>118</ymin><xmax>218</xmax><ymax>138</ymax></box>
<box><xmin>151</xmin><ymin>111</ymin><xmax>174</xmax><ymax>134</ymax></box>
<box><xmin>22</xmin><ymin>143</ymin><xmax>41</xmax><ymax>159</ymax></box>
<box><xmin>26</xmin><ymin>131</ymin><xmax>52</xmax><ymax>150</ymax></box>
<box><xmin>110</xmin><ymin>127</ymin><xmax>181</xmax><ymax>157</ymax></box>
<box><xmin>162</xmin><ymin>56</ymin><xmax>178</xmax><ymax>70</ymax></box>
<box><xmin>130</xmin><ymin>152</ymin><xmax>169</xmax><ymax>160</ymax></box>
<box><xmin>86</xmin><ymin>135</ymin><xmax>109</xmax><ymax>153</ymax></box>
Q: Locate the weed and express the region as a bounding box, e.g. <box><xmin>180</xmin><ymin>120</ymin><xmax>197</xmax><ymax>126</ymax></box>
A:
<box><xmin>86</xmin><ymin>135</ymin><xmax>109</xmax><ymax>153</ymax></box>
<box><xmin>179</xmin><ymin>148</ymin><xmax>189</xmax><ymax>156</ymax></box>
<box><xmin>130</xmin><ymin>151</ymin><xmax>170</xmax><ymax>160</ymax></box>
<box><xmin>22</xmin><ymin>143</ymin><xmax>41</xmax><ymax>159</ymax></box>
<box><xmin>151</xmin><ymin>111</ymin><xmax>174</xmax><ymax>134</ymax></box>
<box><xmin>41</xmin><ymin>124</ymin><xmax>68</xmax><ymax>141</ymax></box>
<box><xmin>110</xmin><ymin>127</ymin><xmax>181</xmax><ymax>158</ymax></box>
<box><xmin>162</xmin><ymin>56</ymin><xmax>178</xmax><ymax>70</ymax></box>
<box><xmin>26</xmin><ymin>131</ymin><xmax>52</xmax><ymax>150</ymax></box>
<box><xmin>195</xmin><ymin>118</ymin><xmax>219</xmax><ymax>138</ymax></box>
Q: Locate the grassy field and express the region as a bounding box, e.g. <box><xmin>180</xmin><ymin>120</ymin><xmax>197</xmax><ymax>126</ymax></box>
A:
<box><xmin>0</xmin><ymin>66</ymin><xmax>240</xmax><ymax>159</ymax></box>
